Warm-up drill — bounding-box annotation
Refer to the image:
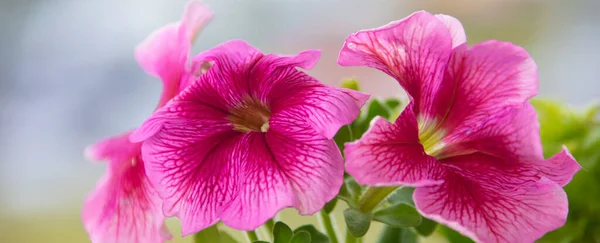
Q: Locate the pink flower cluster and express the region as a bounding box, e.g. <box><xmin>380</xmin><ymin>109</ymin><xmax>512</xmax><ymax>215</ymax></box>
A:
<box><xmin>83</xmin><ymin>2</ymin><xmax>580</xmax><ymax>243</ymax></box>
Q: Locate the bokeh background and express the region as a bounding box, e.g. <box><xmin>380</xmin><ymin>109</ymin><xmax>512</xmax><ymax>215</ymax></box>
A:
<box><xmin>1</xmin><ymin>0</ymin><xmax>599</xmax><ymax>242</ymax></box>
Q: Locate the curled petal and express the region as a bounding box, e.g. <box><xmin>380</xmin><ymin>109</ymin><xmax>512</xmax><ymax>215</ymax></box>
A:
<box><xmin>435</xmin><ymin>14</ymin><xmax>467</xmax><ymax>48</ymax></box>
<box><xmin>83</xmin><ymin>135</ymin><xmax>170</xmax><ymax>243</ymax></box>
<box><xmin>530</xmin><ymin>147</ymin><xmax>580</xmax><ymax>187</ymax></box>
<box><xmin>345</xmin><ymin>104</ymin><xmax>445</xmax><ymax>186</ymax></box>
<box><xmin>338</xmin><ymin>11</ymin><xmax>453</xmax><ymax>118</ymax></box>
<box><xmin>85</xmin><ymin>131</ymin><xmax>140</xmax><ymax>164</ymax></box>
<box><xmin>135</xmin><ymin>1</ymin><xmax>213</xmax><ymax>107</ymax></box>
<box><xmin>415</xmin><ymin>154</ymin><xmax>569</xmax><ymax>243</ymax></box>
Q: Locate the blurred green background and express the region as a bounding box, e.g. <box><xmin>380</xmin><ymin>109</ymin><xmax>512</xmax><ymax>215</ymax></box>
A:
<box><xmin>0</xmin><ymin>0</ymin><xmax>598</xmax><ymax>242</ymax></box>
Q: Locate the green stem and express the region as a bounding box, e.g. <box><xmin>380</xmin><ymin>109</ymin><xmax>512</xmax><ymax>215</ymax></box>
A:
<box><xmin>357</xmin><ymin>186</ymin><xmax>398</xmax><ymax>213</ymax></box>
<box><xmin>318</xmin><ymin>210</ymin><xmax>339</xmax><ymax>243</ymax></box>
<box><xmin>345</xmin><ymin>229</ymin><xmax>359</xmax><ymax>243</ymax></box>
<box><xmin>264</xmin><ymin>218</ymin><xmax>275</xmax><ymax>232</ymax></box>
<box><xmin>245</xmin><ymin>230</ymin><xmax>259</xmax><ymax>243</ymax></box>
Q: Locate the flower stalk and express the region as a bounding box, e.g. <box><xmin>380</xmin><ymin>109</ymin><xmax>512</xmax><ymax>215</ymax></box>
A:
<box><xmin>318</xmin><ymin>210</ymin><xmax>339</xmax><ymax>243</ymax></box>
<box><xmin>245</xmin><ymin>230</ymin><xmax>259</xmax><ymax>243</ymax></box>
<box><xmin>357</xmin><ymin>186</ymin><xmax>397</xmax><ymax>213</ymax></box>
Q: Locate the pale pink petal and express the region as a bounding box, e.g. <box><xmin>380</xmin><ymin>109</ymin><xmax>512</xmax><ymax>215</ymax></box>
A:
<box><xmin>338</xmin><ymin>11</ymin><xmax>454</xmax><ymax>118</ymax></box>
<box><xmin>345</xmin><ymin>104</ymin><xmax>446</xmax><ymax>186</ymax></box>
<box><xmin>85</xmin><ymin>131</ymin><xmax>140</xmax><ymax>163</ymax></box>
<box><xmin>221</xmin><ymin>118</ymin><xmax>344</xmax><ymax>228</ymax></box>
<box><xmin>436</xmin><ymin>40</ymin><xmax>538</xmax><ymax>145</ymax></box>
<box><xmin>247</xmin><ymin>49</ymin><xmax>367</xmax><ymax>139</ymax></box>
<box><xmin>440</xmin><ymin>103</ymin><xmax>543</xmax><ymax>162</ymax></box>
<box><xmin>83</xmin><ymin>135</ymin><xmax>170</xmax><ymax>243</ymax></box>
<box><xmin>414</xmin><ymin>154</ymin><xmax>569</xmax><ymax>243</ymax></box>
<box><xmin>134</xmin><ymin>1</ymin><xmax>213</xmax><ymax>107</ymax></box>
<box><xmin>180</xmin><ymin>1</ymin><xmax>213</xmax><ymax>44</ymax></box>
<box><xmin>435</xmin><ymin>14</ymin><xmax>467</xmax><ymax>48</ymax></box>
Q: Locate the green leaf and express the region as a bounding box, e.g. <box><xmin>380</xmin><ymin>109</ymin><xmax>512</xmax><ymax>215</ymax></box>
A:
<box><xmin>373</xmin><ymin>203</ymin><xmax>422</xmax><ymax>228</ymax></box>
<box><xmin>386</xmin><ymin>187</ymin><xmax>415</xmax><ymax>206</ymax></box>
<box><xmin>384</xmin><ymin>98</ymin><xmax>401</xmax><ymax>110</ymax></box>
<box><xmin>253</xmin><ymin>241</ymin><xmax>270</xmax><ymax>243</ymax></box>
<box><xmin>194</xmin><ymin>224</ymin><xmax>237</xmax><ymax>243</ymax></box>
<box><xmin>343</xmin><ymin>208</ymin><xmax>372</xmax><ymax>237</ymax></box>
<box><xmin>362</xmin><ymin>99</ymin><xmax>391</xmax><ymax>125</ymax></box>
<box><xmin>400</xmin><ymin>228</ymin><xmax>418</xmax><ymax>243</ymax></box>
<box><xmin>290</xmin><ymin>231</ymin><xmax>312</xmax><ymax>243</ymax></box>
<box><xmin>323</xmin><ymin>198</ymin><xmax>338</xmax><ymax>214</ymax></box>
<box><xmin>377</xmin><ymin>226</ymin><xmax>402</xmax><ymax>243</ymax></box>
<box><xmin>341</xmin><ymin>78</ymin><xmax>360</xmax><ymax>91</ymax></box>
<box><xmin>337</xmin><ymin>178</ymin><xmax>362</xmax><ymax>207</ymax></box>
<box><xmin>273</xmin><ymin>221</ymin><xmax>294</xmax><ymax>243</ymax></box>
<box><xmin>293</xmin><ymin>225</ymin><xmax>329</xmax><ymax>243</ymax></box>
<box><xmin>378</xmin><ymin>227</ymin><xmax>418</xmax><ymax>243</ymax></box>
<box><xmin>414</xmin><ymin>218</ymin><xmax>438</xmax><ymax>236</ymax></box>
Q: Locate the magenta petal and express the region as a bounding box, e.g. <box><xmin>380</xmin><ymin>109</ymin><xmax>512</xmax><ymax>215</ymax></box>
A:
<box><xmin>435</xmin><ymin>14</ymin><xmax>467</xmax><ymax>48</ymax></box>
<box><xmin>250</xmin><ymin>50</ymin><xmax>368</xmax><ymax>139</ymax></box>
<box><xmin>135</xmin><ymin>1</ymin><xmax>213</xmax><ymax>107</ymax></box>
<box><xmin>345</xmin><ymin>104</ymin><xmax>445</xmax><ymax>186</ymax></box>
<box><xmin>135</xmin><ymin>98</ymin><xmax>238</xmax><ymax>235</ymax></box>
<box><xmin>221</xmin><ymin>119</ymin><xmax>344</xmax><ymax>229</ymax></box>
<box><xmin>530</xmin><ymin>147</ymin><xmax>581</xmax><ymax>187</ymax></box>
<box><xmin>414</xmin><ymin>154</ymin><xmax>569</xmax><ymax>243</ymax></box>
<box><xmin>440</xmin><ymin>103</ymin><xmax>544</xmax><ymax>161</ymax></box>
<box><xmin>83</xmin><ymin>134</ymin><xmax>170</xmax><ymax>243</ymax></box>
<box><xmin>267</xmin><ymin>113</ymin><xmax>344</xmax><ymax>214</ymax></box>
<box><xmin>337</xmin><ymin>11</ymin><xmax>453</xmax><ymax>118</ymax></box>
<box><xmin>438</xmin><ymin>40</ymin><xmax>538</xmax><ymax>142</ymax></box>
<box><xmin>141</xmin><ymin>130</ymin><xmax>244</xmax><ymax>235</ymax></box>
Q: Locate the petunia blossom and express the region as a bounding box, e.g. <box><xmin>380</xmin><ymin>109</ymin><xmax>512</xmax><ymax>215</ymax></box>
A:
<box><xmin>82</xmin><ymin>2</ymin><xmax>212</xmax><ymax>242</ymax></box>
<box><xmin>339</xmin><ymin>11</ymin><xmax>580</xmax><ymax>243</ymax></box>
<box><xmin>129</xmin><ymin>40</ymin><xmax>369</xmax><ymax>235</ymax></box>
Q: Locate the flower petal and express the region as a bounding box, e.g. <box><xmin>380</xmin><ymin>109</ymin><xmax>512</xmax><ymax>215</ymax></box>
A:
<box><xmin>414</xmin><ymin>154</ymin><xmax>569</xmax><ymax>243</ymax></box>
<box><xmin>345</xmin><ymin>104</ymin><xmax>446</xmax><ymax>186</ymax></box>
<box><xmin>337</xmin><ymin>11</ymin><xmax>453</xmax><ymax>118</ymax></box>
<box><xmin>248</xmin><ymin>50</ymin><xmax>368</xmax><ymax>139</ymax></box>
<box><xmin>440</xmin><ymin>103</ymin><xmax>543</xmax><ymax>161</ymax></box>
<box><xmin>134</xmin><ymin>95</ymin><xmax>240</xmax><ymax>235</ymax></box>
<box><xmin>191</xmin><ymin>39</ymin><xmax>264</xmax><ymax>108</ymax></box>
<box><xmin>141</xmin><ymin>129</ymin><xmax>244</xmax><ymax>236</ymax></box>
<box><xmin>435</xmin><ymin>14</ymin><xmax>467</xmax><ymax>48</ymax></box>
<box><xmin>83</xmin><ymin>136</ymin><xmax>170</xmax><ymax>243</ymax></box>
<box><xmin>529</xmin><ymin>147</ymin><xmax>581</xmax><ymax>187</ymax></box>
<box><xmin>85</xmin><ymin>131</ymin><xmax>140</xmax><ymax>163</ymax></box>
<box><xmin>436</xmin><ymin>40</ymin><xmax>538</xmax><ymax>145</ymax></box>
<box><xmin>268</xmin><ymin>113</ymin><xmax>344</xmax><ymax>214</ymax></box>
<box><xmin>135</xmin><ymin>1</ymin><xmax>213</xmax><ymax>107</ymax></box>
<box><xmin>220</xmin><ymin>118</ymin><xmax>344</xmax><ymax>229</ymax></box>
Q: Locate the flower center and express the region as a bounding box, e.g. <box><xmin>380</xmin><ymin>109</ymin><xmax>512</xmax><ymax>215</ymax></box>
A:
<box><xmin>228</xmin><ymin>97</ymin><xmax>271</xmax><ymax>133</ymax></box>
<box><xmin>418</xmin><ymin>120</ymin><xmax>446</xmax><ymax>158</ymax></box>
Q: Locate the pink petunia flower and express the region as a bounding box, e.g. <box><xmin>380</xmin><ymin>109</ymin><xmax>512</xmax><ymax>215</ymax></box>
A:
<box><xmin>338</xmin><ymin>11</ymin><xmax>581</xmax><ymax>243</ymax></box>
<box><xmin>82</xmin><ymin>2</ymin><xmax>212</xmax><ymax>242</ymax></box>
<box><xmin>129</xmin><ymin>40</ymin><xmax>369</xmax><ymax>235</ymax></box>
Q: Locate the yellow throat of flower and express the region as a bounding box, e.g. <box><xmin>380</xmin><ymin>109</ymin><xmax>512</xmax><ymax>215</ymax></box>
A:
<box><xmin>418</xmin><ymin>119</ymin><xmax>446</xmax><ymax>158</ymax></box>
